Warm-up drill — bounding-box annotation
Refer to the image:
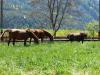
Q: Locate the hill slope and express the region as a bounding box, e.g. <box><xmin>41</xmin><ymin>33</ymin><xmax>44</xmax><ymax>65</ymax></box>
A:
<box><xmin>2</xmin><ymin>0</ymin><xmax>99</xmax><ymax>29</ymax></box>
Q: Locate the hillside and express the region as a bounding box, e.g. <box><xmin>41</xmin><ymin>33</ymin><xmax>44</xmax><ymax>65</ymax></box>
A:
<box><xmin>2</xmin><ymin>0</ymin><xmax>99</xmax><ymax>29</ymax></box>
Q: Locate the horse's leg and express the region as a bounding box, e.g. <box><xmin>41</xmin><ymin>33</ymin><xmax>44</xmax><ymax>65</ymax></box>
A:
<box><xmin>12</xmin><ymin>39</ymin><xmax>15</xmax><ymax>46</ymax></box>
<box><xmin>82</xmin><ymin>40</ymin><xmax>84</xmax><ymax>44</ymax></box>
<box><xmin>71</xmin><ymin>40</ymin><xmax>73</xmax><ymax>43</ymax></box>
<box><xmin>24</xmin><ymin>39</ymin><xmax>27</xmax><ymax>46</ymax></box>
<box><xmin>41</xmin><ymin>38</ymin><xmax>43</xmax><ymax>42</ymax></box>
<box><xmin>70</xmin><ymin>39</ymin><xmax>73</xmax><ymax>43</ymax></box>
<box><xmin>8</xmin><ymin>38</ymin><xmax>11</xmax><ymax>46</ymax></box>
<box><xmin>29</xmin><ymin>38</ymin><xmax>32</xmax><ymax>44</ymax></box>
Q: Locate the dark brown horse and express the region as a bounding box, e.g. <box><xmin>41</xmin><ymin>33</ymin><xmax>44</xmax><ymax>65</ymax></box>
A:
<box><xmin>67</xmin><ymin>32</ymin><xmax>87</xmax><ymax>43</ymax></box>
<box><xmin>0</xmin><ymin>29</ymin><xmax>39</xmax><ymax>46</ymax></box>
<box><xmin>28</xmin><ymin>29</ymin><xmax>53</xmax><ymax>43</ymax></box>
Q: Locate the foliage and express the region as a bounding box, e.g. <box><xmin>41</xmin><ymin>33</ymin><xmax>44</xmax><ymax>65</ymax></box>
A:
<box><xmin>86</xmin><ymin>20</ymin><xmax>99</xmax><ymax>37</ymax></box>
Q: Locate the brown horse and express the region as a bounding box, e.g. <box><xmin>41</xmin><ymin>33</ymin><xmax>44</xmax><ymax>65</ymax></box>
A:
<box><xmin>0</xmin><ymin>29</ymin><xmax>39</xmax><ymax>46</ymax></box>
<box><xmin>67</xmin><ymin>32</ymin><xmax>87</xmax><ymax>43</ymax></box>
<box><xmin>28</xmin><ymin>29</ymin><xmax>53</xmax><ymax>43</ymax></box>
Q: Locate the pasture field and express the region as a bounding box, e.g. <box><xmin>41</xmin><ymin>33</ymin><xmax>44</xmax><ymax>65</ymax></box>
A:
<box><xmin>0</xmin><ymin>41</ymin><xmax>100</xmax><ymax>75</ymax></box>
<box><xmin>47</xmin><ymin>29</ymin><xmax>98</xmax><ymax>37</ymax></box>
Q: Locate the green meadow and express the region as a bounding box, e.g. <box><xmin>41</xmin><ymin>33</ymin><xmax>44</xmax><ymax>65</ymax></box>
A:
<box><xmin>0</xmin><ymin>41</ymin><xmax>100</xmax><ymax>75</ymax></box>
<box><xmin>47</xmin><ymin>29</ymin><xmax>98</xmax><ymax>37</ymax></box>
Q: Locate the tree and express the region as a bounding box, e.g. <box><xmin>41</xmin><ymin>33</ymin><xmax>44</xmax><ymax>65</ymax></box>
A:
<box><xmin>86</xmin><ymin>20</ymin><xmax>99</xmax><ymax>39</ymax></box>
<box><xmin>0</xmin><ymin>0</ymin><xmax>4</xmax><ymax>41</ymax></box>
<box><xmin>47</xmin><ymin>0</ymin><xmax>77</xmax><ymax>36</ymax></box>
<box><xmin>87</xmin><ymin>0</ymin><xmax>100</xmax><ymax>39</ymax></box>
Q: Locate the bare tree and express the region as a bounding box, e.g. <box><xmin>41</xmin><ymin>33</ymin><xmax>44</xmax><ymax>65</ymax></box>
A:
<box><xmin>47</xmin><ymin>0</ymin><xmax>77</xmax><ymax>36</ymax></box>
<box><xmin>0</xmin><ymin>0</ymin><xmax>4</xmax><ymax>41</ymax></box>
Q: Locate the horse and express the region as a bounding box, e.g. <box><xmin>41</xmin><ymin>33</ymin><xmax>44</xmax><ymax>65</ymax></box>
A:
<box><xmin>27</xmin><ymin>29</ymin><xmax>53</xmax><ymax>43</ymax></box>
<box><xmin>67</xmin><ymin>32</ymin><xmax>87</xmax><ymax>43</ymax></box>
<box><xmin>0</xmin><ymin>29</ymin><xmax>39</xmax><ymax>46</ymax></box>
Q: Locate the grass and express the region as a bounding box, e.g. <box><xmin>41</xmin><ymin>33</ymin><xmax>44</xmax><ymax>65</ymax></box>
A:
<box><xmin>48</xmin><ymin>29</ymin><xmax>82</xmax><ymax>36</ymax></box>
<box><xmin>46</xmin><ymin>29</ymin><xmax>98</xmax><ymax>37</ymax></box>
<box><xmin>0</xmin><ymin>41</ymin><xmax>100</xmax><ymax>75</ymax></box>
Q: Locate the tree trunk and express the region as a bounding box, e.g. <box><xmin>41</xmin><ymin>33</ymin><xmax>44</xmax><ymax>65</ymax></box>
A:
<box><xmin>53</xmin><ymin>30</ymin><xmax>57</xmax><ymax>37</ymax></box>
<box><xmin>98</xmin><ymin>30</ymin><xmax>100</xmax><ymax>40</ymax></box>
<box><xmin>93</xmin><ymin>30</ymin><xmax>94</xmax><ymax>41</ymax></box>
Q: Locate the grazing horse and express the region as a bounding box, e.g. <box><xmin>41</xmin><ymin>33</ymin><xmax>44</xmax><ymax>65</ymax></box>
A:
<box><xmin>28</xmin><ymin>29</ymin><xmax>53</xmax><ymax>43</ymax></box>
<box><xmin>67</xmin><ymin>32</ymin><xmax>87</xmax><ymax>43</ymax></box>
<box><xmin>0</xmin><ymin>29</ymin><xmax>39</xmax><ymax>46</ymax></box>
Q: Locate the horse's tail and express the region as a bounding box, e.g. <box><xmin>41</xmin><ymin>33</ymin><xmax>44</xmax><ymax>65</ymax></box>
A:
<box><xmin>0</xmin><ymin>29</ymin><xmax>10</xmax><ymax>40</ymax></box>
<box><xmin>29</xmin><ymin>31</ymin><xmax>39</xmax><ymax>44</ymax></box>
<box><xmin>43</xmin><ymin>30</ymin><xmax>54</xmax><ymax>41</ymax></box>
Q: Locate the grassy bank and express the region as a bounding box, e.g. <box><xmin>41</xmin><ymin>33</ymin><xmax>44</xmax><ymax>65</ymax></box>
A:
<box><xmin>0</xmin><ymin>42</ymin><xmax>100</xmax><ymax>75</ymax></box>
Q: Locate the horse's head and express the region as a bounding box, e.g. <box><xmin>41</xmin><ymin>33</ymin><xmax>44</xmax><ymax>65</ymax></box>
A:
<box><xmin>50</xmin><ymin>35</ymin><xmax>54</xmax><ymax>41</ymax></box>
<box><xmin>80</xmin><ymin>33</ymin><xmax>87</xmax><ymax>39</ymax></box>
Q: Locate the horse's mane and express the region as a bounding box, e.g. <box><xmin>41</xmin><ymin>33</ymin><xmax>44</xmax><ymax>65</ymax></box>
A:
<box><xmin>42</xmin><ymin>29</ymin><xmax>54</xmax><ymax>41</ymax></box>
